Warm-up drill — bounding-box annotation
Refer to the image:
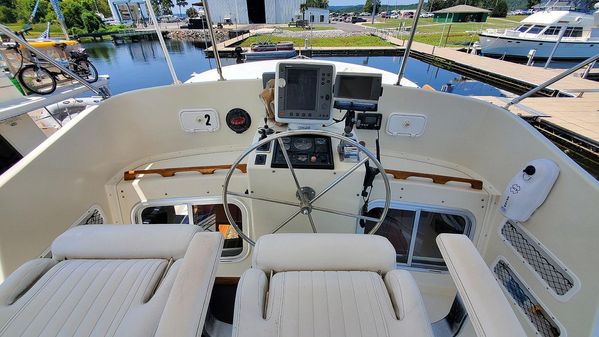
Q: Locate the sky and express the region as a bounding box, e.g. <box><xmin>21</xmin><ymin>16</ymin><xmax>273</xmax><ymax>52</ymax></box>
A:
<box><xmin>328</xmin><ymin>0</ymin><xmax>418</xmax><ymax>5</ymax></box>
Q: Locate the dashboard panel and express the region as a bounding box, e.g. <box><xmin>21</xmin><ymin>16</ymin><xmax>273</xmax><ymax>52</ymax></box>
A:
<box><xmin>271</xmin><ymin>135</ymin><xmax>334</xmax><ymax>170</ymax></box>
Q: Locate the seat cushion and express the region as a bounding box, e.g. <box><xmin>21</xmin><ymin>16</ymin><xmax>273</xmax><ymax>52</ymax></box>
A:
<box><xmin>233</xmin><ymin>269</ymin><xmax>434</xmax><ymax>337</ymax></box>
<box><xmin>0</xmin><ymin>258</ymin><xmax>177</xmax><ymax>337</ymax></box>
<box><xmin>252</xmin><ymin>234</ymin><xmax>397</xmax><ymax>274</ymax></box>
<box><xmin>52</xmin><ymin>224</ymin><xmax>201</xmax><ymax>260</ymax></box>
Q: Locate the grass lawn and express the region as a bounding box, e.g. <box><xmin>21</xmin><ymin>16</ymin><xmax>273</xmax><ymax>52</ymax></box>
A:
<box><xmin>238</xmin><ymin>35</ymin><xmax>394</xmax><ymax>47</ymax></box>
<box><xmin>364</xmin><ymin>15</ymin><xmax>523</xmax><ymax>29</ymax></box>
<box><xmin>363</xmin><ymin>15</ymin><xmax>524</xmax><ymax>47</ymax></box>
<box><xmin>4</xmin><ymin>22</ymin><xmax>65</xmax><ymax>37</ymax></box>
<box><xmin>280</xmin><ymin>26</ymin><xmax>337</xmax><ymax>31</ymax></box>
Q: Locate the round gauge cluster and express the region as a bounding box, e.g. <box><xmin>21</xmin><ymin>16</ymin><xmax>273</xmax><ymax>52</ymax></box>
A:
<box><xmin>225</xmin><ymin>108</ymin><xmax>251</xmax><ymax>134</ymax></box>
<box><xmin>293</xmin><ymin>138</ymin><xmax>313</xmax><ymax>151</ymax></box>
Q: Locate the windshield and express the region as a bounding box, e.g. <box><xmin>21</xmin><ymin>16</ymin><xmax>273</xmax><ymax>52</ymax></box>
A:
<box><xmin>526</xmin><ymin>25</ymin><xmax>546</xmax><ymax>34</ymax></box>
<box><xmin>516</xmin><ymin>25</ymin><xmax>532</xmax><ymax>32</ymax></box>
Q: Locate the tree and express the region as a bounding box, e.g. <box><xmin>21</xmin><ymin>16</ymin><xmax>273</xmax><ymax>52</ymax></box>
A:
<box><xmin>161</xmin><ymin>0</ymin><xmax>174</xmax><ymax>15</ymax></box>
<box><xmin>14</xmin><ymin>0</ymin><xmax>50</xmax><ymax>23</ymax></box>
<box><xmin>0</xmin><ymin>6</ymin><xmax>16</xmax><ymax>23</ymax></box>
<box><xmin>363</xmin><ymin>0</ymin><xmax>381</xmax><ymax>14</ymax></box>
<box><xmin>186</xmin><ymin>6</ymin><xmax>198</xmax><ymax>18</ymax></box>
<box><xmin>492</xmin><ymin>0</ymin><xmax>508</xmax><ymax>16</ymax></box>
<box><xmin>150</xmin><ymin>0</ymin><xmax>160</xmax><ymax>15</ymax></box>
<box><xmin>527</xmin><ymin>0</ymin><xmax>540</xmax><ymax>8</ymax></box>
<box><xmin>429</xmin><ymin>0</ymin><xmax>447</xmax><ymax>11</ymax></box>
<box><xmin>82</xmin><ymin>11</ymin><xmax>103</xmax><ymax>32</ymax></box>
<box><xmin>305</xmin><ymin>0</ymin><xmax>328</xmax><ymax>8</ymax></box>
<box><xmin>176</xmin><ymin>0</ymin><xmax>187</xmax><ymax>15</ymax></box>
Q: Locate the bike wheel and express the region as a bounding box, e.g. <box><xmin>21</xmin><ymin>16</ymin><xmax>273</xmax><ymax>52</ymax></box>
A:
<box><xmin>18</xmin><ymin>65</ymin><xmax>57</xmax><ymax>95</ymax></box>
<box><xmin>75</xmin><ymin>60</ymin><xmax>98</xmax><ymax>83</ymax></box>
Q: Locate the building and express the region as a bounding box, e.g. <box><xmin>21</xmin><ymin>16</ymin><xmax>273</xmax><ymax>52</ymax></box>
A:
<box><xmin>108</xmin><ymin>0</ymin><xmax>325</xmax><ymax>25</ymax></box>
<box><xmin>206</xmin><ymin>0</ymin><xmax>312</xmax><ymax>24</ymax></box>
<box><xmin>108</xmin><ymin>0</ymin><xmax>150</xmax><ymax>25</ymax></box>
<box><xmin>305</xmin><ymin>7</ymin><xmax>330</xmax><ymax>24</ymax></box>
<box><xmin>432</xmin><ymin>5</ymin><xmax>490</xmax><ymax>23</ymax></box>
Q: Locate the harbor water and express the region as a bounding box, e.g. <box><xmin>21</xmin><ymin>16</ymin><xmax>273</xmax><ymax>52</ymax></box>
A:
<box><xmin>83</xmin><ymin>39</ymin><xmax>505</xmax><ymax>97</ymax></box>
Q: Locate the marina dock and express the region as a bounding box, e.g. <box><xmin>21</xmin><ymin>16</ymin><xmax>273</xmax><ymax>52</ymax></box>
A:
<box><xmin>376</xmin><ymin>33</ymin><xmax>599</xmax><ymax>169</ymax></box>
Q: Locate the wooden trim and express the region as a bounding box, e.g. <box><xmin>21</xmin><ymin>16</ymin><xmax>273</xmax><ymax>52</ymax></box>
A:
<box><xmin>215</xmin><ymin>276</ymin><xmax>240</xmax><ymax>285</ymax></box>
<box><xmin>384</xmin><ymin>169</ymin><xmax>483</xmax><ymax>190</ymax></box>
<box><xmin>124</xmin><ymin>164</ymin><xmax>247</xmax><ymax>181</ymax></box>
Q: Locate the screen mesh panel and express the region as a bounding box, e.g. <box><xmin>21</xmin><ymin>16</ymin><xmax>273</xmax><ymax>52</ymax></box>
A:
<box><xmin>494</xmin><ymin>260</ymin><xmax>561</xmax><ymax>337</ymax></box>
<box><xmin>501</xmin><ymin>221</ymin><xmax>573</xmax><ymax>296</ymax></box>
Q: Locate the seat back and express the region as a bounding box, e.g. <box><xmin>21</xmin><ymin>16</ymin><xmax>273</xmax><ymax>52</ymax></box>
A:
<box><xmin>252</xmin><ymin>233</ymin><xmax>397</xmax><ymax>274</ymax></box>
<box><xmin>234</xmin><ymin>234</ymin><xmax>434</xmax><ymax>337</ymax></box>
<box><xmin>0</xmin><ymin>225</ymin><xmax>223</xmax><ymax>337</ymax></box>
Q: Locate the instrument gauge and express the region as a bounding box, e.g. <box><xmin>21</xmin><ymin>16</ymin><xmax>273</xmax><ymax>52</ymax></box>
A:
<box><xmin>292</xmin><ymin>138</ymin><xmax>313</xmax><ymax>151</ymax></box>
<box><xmin>315</xmin><ymin>138</ymin><xmax>327</xmax><ymax>145</ymax></box>
<box><xmin>226</xmin><ymin>108</ymin><xmax>251</xmax><ymax>134</ymax></box>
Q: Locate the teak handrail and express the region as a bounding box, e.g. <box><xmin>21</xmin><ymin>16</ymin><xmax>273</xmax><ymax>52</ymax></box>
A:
<box><xmin>124</xmin><ymin>164</ymin><xmax>247</xmax><ymax>181</ymax></box>
<box><xmin>384</xmin><ymin>169</ymin><xmax>483</xmax><ymax>190</ymax></box>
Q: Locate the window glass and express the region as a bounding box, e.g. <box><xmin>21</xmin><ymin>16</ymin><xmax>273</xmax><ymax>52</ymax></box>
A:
<box><xmin>526</xmin><ymin>25</ymin><xmax>545</xmax><ymax>34</ymax></box>
<box><xmin>140</xmin><ymin>205</ymin><xmax>188</xmax><ymax>224</ymax></box>
<box><xmin>365</xmin><ymin>205</ymin><xmax>471</xmax><ymax>269</ymax></box>
<box><xmin>192</xmin><ymin>204</ymin><xmax>243</xmax><ymax>256</ymax></box>
<box><xmin>516</xmin><ymin>24</ymin><xmax>531</xmax><ymax>32</ymax></box>
<box><xmin>412</xmin><ymin>211</ymin><xmax>467</xmax><ymax>269</ymax></box>
<box><xmin>364</xmin><ymin>208</ymin><xmax>416</xmax><ymax>263</ymax></box>
<box><xmin>543</xmin><ymin>26</ymin><xmax>561</xmax><ymax>35</ymax></box>
<box><xmin>565</xmin><ymin>27</ymin><xmax>582</xmax><ymax>37</ymax></box>
<box><xmin>138</xmin><ymin>202</ymin><xmax>244</xmax><ymax>257</ymax></box>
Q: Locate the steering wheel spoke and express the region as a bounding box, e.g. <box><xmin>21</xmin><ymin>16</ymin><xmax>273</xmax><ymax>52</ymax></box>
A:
<box><xmin>276</xmin><ymin>137</ymin><xmax>306</xmax><ymax>202</ymax></box>
<box><xmin>222</xmin><ymin>130</ymin><xmax>391</xmax><ymax>246</ymax></box>
<box><xmin>227</xmin><ymin>191</ymin><xmax>299</xmax><ymax>208</ymax></box>
<box><xmin>311</xmin><ymin>205</ymin><xmax>381</xmax><ymax>223</ymax></box>
<box><xmin>271</xmin><ymin>209</ymin><xmax>303</xmax><ymax>234</ymax></box>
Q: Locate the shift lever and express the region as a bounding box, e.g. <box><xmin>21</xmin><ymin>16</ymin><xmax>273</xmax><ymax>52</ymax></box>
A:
<box><xmin>259</xmin><ymin>117</ymin><xmax>274</xmax><ymax>141</ymax></box>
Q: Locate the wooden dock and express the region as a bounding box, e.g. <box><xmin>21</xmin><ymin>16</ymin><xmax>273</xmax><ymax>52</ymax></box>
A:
<box><xmin>375</xmin><ymin>33</ymin><xmax>599</xmax><ymax>97</ymax></box>
<box><xmin>370</xmin><ymin>32</ymin><xmax>599</xmax><ymax>164</ymax></box>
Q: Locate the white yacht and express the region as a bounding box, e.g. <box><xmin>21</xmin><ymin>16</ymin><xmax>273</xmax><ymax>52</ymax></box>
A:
<box><xmin>1</xmin><ymin>52</ymin><xmax>598</xmax><ymax>337</ymax></box>
<box><xmin>479</xmin><ymin>3</ymin><xmax>599</xmax><ymax>59</ymax></box>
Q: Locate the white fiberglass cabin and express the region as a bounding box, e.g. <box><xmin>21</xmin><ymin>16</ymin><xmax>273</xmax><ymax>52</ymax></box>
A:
<box><xmin>479</xmin><ymin>5</ymin><xmax>599</xmax><ymax>59</ymax></box>
<box><xmin>0</xmin><ymin>58</ymin><xmax>598</xmax><ymax>337</ymax></box>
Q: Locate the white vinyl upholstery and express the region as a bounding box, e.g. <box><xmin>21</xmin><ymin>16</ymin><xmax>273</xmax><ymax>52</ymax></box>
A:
<box><xmin>233</xmin><ymin>234</ymin><xmax>434</xmax><ymax>337</ymax></box>
<box><xmin>436</xmin><ymin>234</ymin><xmax>527</xmax><ymax>337</ymax></box>
<box><xmin>0</xmin><ymin>224</ymin><xmax>223</xmax><ymax>337</ymax></box>
<box><xmin>252</xmin><ymin>233</ymin><xmax>397</xmax><ymax>273</ymax></box>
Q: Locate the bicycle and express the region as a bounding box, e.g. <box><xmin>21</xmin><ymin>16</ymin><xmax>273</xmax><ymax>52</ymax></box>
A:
<box><xmin>9</xmin><ymin>27</ymin><xmax>99</xmax><ymax>95</ymax></box>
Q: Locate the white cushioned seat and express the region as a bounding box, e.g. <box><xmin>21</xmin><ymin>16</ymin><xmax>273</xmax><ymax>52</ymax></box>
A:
<box><xmin>0</xmin><ymin>224</ymin><xmax>223</xmax><ymax>337</ymax></box>
<box><xmin>233</xmin><ymin>234</ymin><xmax>434</xmax><ymax>337</ymax></box>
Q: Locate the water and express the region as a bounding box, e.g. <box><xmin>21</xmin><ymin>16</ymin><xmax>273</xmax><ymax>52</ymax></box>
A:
<box><xmin>83</xmin><ymin>40</ymin><xmax>504</xmax><ymax>97</ymax></box>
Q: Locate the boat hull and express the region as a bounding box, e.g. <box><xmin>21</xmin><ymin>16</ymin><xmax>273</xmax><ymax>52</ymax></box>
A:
<box><xmin>478</xmin><ymin>33</ymin><xmax>599</xmax><ymax>59</ymax></box>
<box><xmin>243</xmin><ymin>49</ymin><xmax>298</xmax><ymax>61</ymax></box>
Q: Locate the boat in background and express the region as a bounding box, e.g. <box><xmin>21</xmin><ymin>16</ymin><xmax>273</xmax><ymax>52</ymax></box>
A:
<box><xmin>243</xmin><ymin>41</ymin><xmax>298</xmax><ymax>61</ymax></box>
<box><xmin>479</xmin><ymin>2</ymin><xmax>599</xmax><ymax>59</ymax></box>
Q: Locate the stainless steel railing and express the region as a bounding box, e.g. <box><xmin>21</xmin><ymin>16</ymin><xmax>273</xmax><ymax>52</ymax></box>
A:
<box><xmin>395</xmin><ymin>0</ymin><xmax>426</xmax><ymax>86</ymax></box>
<box><xmin>505</xmin><ymin>52</ymin><xmax>599</xmax><ymax>109</ymax></box>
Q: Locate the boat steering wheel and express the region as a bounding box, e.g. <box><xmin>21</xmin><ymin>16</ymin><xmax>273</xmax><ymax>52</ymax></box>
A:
<box><xmin>222</xmin><ymin>129</ymin><xmax>391</xmax><ymax>246</ymax></box>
